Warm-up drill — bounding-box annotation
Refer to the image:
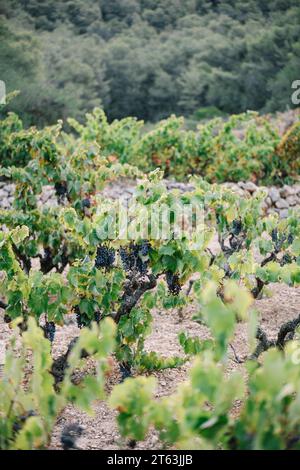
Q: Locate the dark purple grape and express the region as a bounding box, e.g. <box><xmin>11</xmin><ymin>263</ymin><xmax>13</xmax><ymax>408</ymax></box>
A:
<box><xmin>75</xmin><ymin>305</ymin><xmax>83</xmax><ymax>329</ymax></box>
<box><xmin>82</xmin><ymin>198</ymin><xmax>91</xmax><ymax>209</ymax></box>
<box><xmin>13</xmin><ymin>410</ymin><xmax>36</xmax><ymax>434</ymax></box>
<box><xmin>44</xmin><ymin>247</ymin><xmax>52</xmax><ymax>259</ymax></box>
<box><xmin>54</xmin><ymin>181</ymin><xmax>68</xmax><ymax>203</ymax></box>
<box><xmin>119</xmin><ymin>363</ymin><xmax>132</xmax><ymax>383</ymax></box>
<box><xmin>120</xmin><ymin>246</ymin><xmax>134</xmax><ymax>271</ymax></box>
<box><xmin>44</xmin><ymin>321</ymin><xmax>56</xmax><ymax>343</ymax></box>
<box><xmin>281</xmin><ymin>253</ymin><xmax>292</xmax><ymax>265</ymax></box>
<box><xmin>136</xmin><ymin>258</ymin><xmax>148</xmax><ymax>275</ymax></box>
<box><xmin>140</xmin><ymin>240</ymin><xmax>151</xmax><ymax>256</ymax></box>
<box><xmin>95</xmin><ymin>311</ymin><xmax>101</xmax><ymax>323</ymax></box>
<box><xmin>288</xmin><ymin>233</ymin><xmax>294</xmax><ymax>245</ymax></box>
<box><xmin>271</xmin><ymin>228</ymin><xmax>278</xmax><ymax>243</ymax></box>
<box><xmin>166</xmin><ymin>271</ymin><xmax>181</xmax><ymax>295</ymax></box>
<box><xmin>232</xmin><ymin>219</ymin><xmax>242</xmax><ymax>236</ymax></box>
<box><xmin>95</xmin><ymin>244</ymin><xmax>115</xmax><ymax>269</ymax></box>
<box><xmin>119</xmin><ymin>242</ymin><xmax>149</xmax><ymax>275</ymax></box>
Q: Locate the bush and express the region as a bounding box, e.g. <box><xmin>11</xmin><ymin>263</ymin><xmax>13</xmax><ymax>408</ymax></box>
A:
<box><xmin>68</xmin><ymin>109</ymin><xmax>298</xmax><ymax>185</ymax></box>
<box><xmin>276</xmin><ymin>121</ymin><xmax>300</xmax><ymax>184</ymax></box>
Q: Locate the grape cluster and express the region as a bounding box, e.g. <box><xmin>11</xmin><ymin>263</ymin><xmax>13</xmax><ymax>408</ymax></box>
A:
<box><xmin>119</xmin><ymin>362</ymin><xmax>132</xmax><ymax>383</ymax></box>
<box><xmin>75</xmin><ymin>305</ymin><xmax>101</xmax><ymax>328</ymax></box>
<box><xmin>139</xmin><ymin>240</ymin><xmax>151</xmax><ymax>256</ymax></box>
<box><xmin>232</xmin><ymin>219</ymin><xmax>243</xmax><ymax>236</ymax></box>
<box><xmin>119</xmin><ymin>246</ymin><xmax>135</xmax><ymax>271</ymax></box>
<box><xmin>281</xmin><ymin>253</ymin><xmax>293</xmax><ymax>266</ymax></box>
<box><xmin>119</xmin><ymin>241</ymin><xmax>150</xmax><ymax>275</ymax></box>
<box><xmin>13</xmin><ymin>410</ymin><xmax>36</xmax><ymax>434</ymax></box>
<box><xmin>75</xmin><ymin>305</ymin><xmax>84</xmax><ymax>329</ymax></box>
<box><xmin>288</xmin><ymin>233</ymin><xmax>294</xmax><ymax>245</ymax></box>
<box><xmin>82</xmin><ymin>198</ymin><xmax>91</xmax><ymax>209</ymax></box>
<box><xmin>271</xmin><ymin>228</ymin><xmax>278</xmax><ymax>243</ymax></box>
<box><xmin>44</xmin><ymin>321</ymin><xmax>56</xmax><ymax>343</ymax></box>
<box><xmin>44</xmin><ymin>247</ymin><xmax>52</xmax><ymax>260</ymax></box>
<box><xmin>166</xmin><ymin>271</ymin><xmax>181</xmax><ymax>295</ymax></box>
<box><xmin>95</xmin><ymin>311</ymin><xmax>101</xmax><ymax>324</ymax></box>
<box><xmin>54</xmin><ymin>181</ymin><xmax>68</xmax><ymax>202</ymax></box>
<box><xmin>95</xmin><ymin>244</ymin><xmax>115</xmax><ymax>269</ymax></box>
<box><xmin>271</xmin><ymin>228</ymin><xmax>292</xmax><ymax>251</ymax></box>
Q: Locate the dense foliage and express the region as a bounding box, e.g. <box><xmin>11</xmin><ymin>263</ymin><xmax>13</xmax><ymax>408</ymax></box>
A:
<box><xmin>1</xmin><ymin>0</ymin><xmax>300</xmax><ymax>125</ymax></box>
<box><xmin>67</xmin><ymin>108</ymin><xmax>300</xmax><ymax>184</ymax></box>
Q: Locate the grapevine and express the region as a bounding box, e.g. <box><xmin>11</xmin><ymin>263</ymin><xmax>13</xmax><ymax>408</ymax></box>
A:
<box><xmin>0</xmin><ymin>105</ymin><xmax>299</xmax><ymax>451</ymax></box>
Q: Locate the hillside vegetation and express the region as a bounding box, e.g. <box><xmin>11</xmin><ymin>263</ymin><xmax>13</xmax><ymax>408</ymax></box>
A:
<box><xmin>1</xmin><ymin>0</ymin><xmax>300</xmax><ymax>126</ymax></box>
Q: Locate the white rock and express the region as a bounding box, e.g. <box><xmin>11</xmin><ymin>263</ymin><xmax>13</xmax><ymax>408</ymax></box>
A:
<box><xmin>286</xmin><ymin>195</ymin><xmax>298</xmax><ymax>206</ymax></box>
<box><xmin>260</xmin><ymin>201</ymin><xmax>268</xmax><ymax>210</ymax></box>
<box><xmin>293</xmin><ymin>184</ymin><xmax>300</xmax><ymax>194</ymax></box>
<box><xmin>269</xmin><ymin>187</ymin><xmax>280</xmax><ymax>203</ymax></box>
<box><xmin>5</xmin><ymin>184</ymin><xmax>15</xmax><ymax>193</ymax></box>
<box><xmin>265</xmin><ymin>196</ymin><xmax>272</xmax><ymax>207</ymax></box>
<box><xmin>275</xmin><ymin>198</ymin><xmax>289</xmax><ymax>209</ymax></box>
<box><xmin>279</xmin><ymin>209</ymin><xmax>289</xmax><ymax>219</ymax></box>
<box><xmin>244</xmin><ymin>181</ymin><xmax>257</xmax><ymax>193</ymax></box>
<box><xmin>280</xmin><ymin>185</ymin><xmax>296</xmax><ymax>198</ymax></box>
<box><xmin>235</xmin><ymin>188</ymin><xmax>246</xmax><ymax>197</ymax></box>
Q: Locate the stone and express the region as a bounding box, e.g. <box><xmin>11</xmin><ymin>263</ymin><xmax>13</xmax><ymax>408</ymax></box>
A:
<box><xmin>275</xmin><ymin>198</ymin><xmax>289</xmax><ymax>209</ymax></box>
<box><xmin>224</xmin><ymin>182</ymin><xmax>237</xmax><ymax>189</ymax></box>
<box><xmin>234</xmin><ymin>188</ymin><xmax>245</xmax><ymax>197</ymax></box>
<box><xmin>243</xmin><ymin>181</ymin><xmax>257</xmax><ymax>193</ymax></box>
<box><xmin>279</xmin><ymin>209</ymin><xmax>289</xmax><ymax>219</ymax></box>
<box><xmin>1</xmin><ymin>200</ymin><xmax>9</xmax><ymax>208</ymax></box>
<box><xmin>286</xmin><ymin>195</ymin><xmax>298</xmax><ymax>206</ymax></box>
<box><xmin>293</xmin><ymin>184</ymin><xmax>300</xmax><ymax>194</ymax></box>
<box><xmin>280</xmin><ymin>185</ymin><xmax>296</xmax><ymax>198</ymax></box>
<box><xmin>260</xmin><ymin>201</ymin><xmax>268</xmax><ymax>211</ymax></box>
<box><xmin>269</xmin><ymin>187</ymin><xmax>280</xmax><ymax>203</ymax></box>
<box><xmin>5</xmin><ymin>184</ymin><xmax>15</xmax><ymax>194</ymax></box>
<box><xmin>265</xmin><ymin>196</ymin><xmax>272</xmax><ymax>207</ymax></box>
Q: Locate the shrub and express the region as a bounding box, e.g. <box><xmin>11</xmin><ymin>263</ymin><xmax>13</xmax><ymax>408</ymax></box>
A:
<box><xmin>276</xmin><ymin>121</ymin><xmax>300</xmax><ymax>183</ymax></box>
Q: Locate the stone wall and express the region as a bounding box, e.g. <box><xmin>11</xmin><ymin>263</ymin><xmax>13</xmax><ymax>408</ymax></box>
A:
<box><xmin>166</xmin><ymin>181</ymin><xmax>300</xmax><ymax>218</ymax></box>
<box><xmin>0</xmin><ymin>183</ymin><xmax>57</xmax><ymax>210</ymax></box>
<box><xmin>222</xmin><ymin>181</ymin><xmax>300</xmax><ymax>218</ymax></box>
<box><xmin>1</xmin><ymin>180</ymin><xmax>299</xmax><ymax>218</ymax></box>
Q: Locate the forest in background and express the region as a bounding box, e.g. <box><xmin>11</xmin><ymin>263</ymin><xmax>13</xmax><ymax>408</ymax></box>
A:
<box><xmin>1</xmin><ymin>0</ymin><xmax>300</xmax><ymax>127</ymax></box>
